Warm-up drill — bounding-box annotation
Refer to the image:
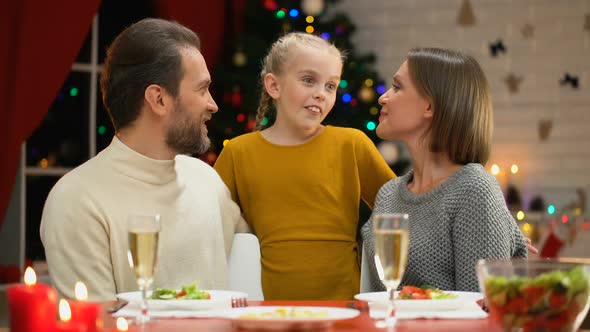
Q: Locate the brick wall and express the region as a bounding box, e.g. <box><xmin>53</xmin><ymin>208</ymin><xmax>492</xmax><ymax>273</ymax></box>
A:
<box><xmin>330</xmin><ymin>0</ymin><xmax>590</xmax><ymax>211</ymax></box>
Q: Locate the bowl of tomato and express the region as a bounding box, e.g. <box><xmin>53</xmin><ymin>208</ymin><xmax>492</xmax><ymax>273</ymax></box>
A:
<box><xmin>477</xmin><ymin>258</ymin><xmax>590</xmax><ymax>332</ymax></box>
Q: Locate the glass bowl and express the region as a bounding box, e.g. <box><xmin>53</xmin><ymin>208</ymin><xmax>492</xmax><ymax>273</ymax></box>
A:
<box><xmin>477</xmin><ymin>258</ymin><xmax>590</xmax><ymax>332</ymax></box>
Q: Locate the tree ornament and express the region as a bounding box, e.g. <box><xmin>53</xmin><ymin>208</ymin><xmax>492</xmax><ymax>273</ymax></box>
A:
<box><xmin>301</xmin><ymin>0</ymin><xmax>324</xmax><ymax>16</ymax></box>
<box><xmin>233</xmin><ymin>50</ymin><xmax>247</xmax><ymax>67</ymax></box>
<box><xmin>377</xmin><ymin>141</ymin><xmax>400</xmax><ymax>165</ymax></box>
<box><xmin>231</xmin><ymin>86</ymin><xmax>243</xmax><ymax>108</ymax></box>
<box><xmin>359</xmin><ymin>86</ymin><xmax>375</xmax><ymax>102</ymax></box>
<box><xmin>263</xmin><ymin>0</ymin><xmax>278</xmax><ymax>11</ymax></box>
<box><xmin>504</xmin><ymin>73</ymin><xmax>523</xmax><ymax>93</ymax></box>
<box><xmin>538</xmin><ymin>119</ymin><xmax>553</xmax><ymax>141</ymax></box>
<box><xmin>282</xmin><ymin>21</ymin><xmax>291</xmax><ymax>33</ymax></box>
<box><xmin>246</xmin><ymin>119</ymin><xmax>256</xmax><ymax>131</ymax></box>
<box><xmin>521</xmin><ymin>23</ymin><xmax>534</xmax><ymax>39</ymax></box>
<box><xmin>457</xmin><ymin>0</ymin><xmax>476</xmax><ymax>26</ymax></box>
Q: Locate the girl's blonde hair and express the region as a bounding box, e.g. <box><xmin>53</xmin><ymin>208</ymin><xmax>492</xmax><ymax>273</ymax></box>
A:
<box><xmin>254</xmin><ymin>32</ymin><xmax>345</xmax><ymax>131</ymax></box>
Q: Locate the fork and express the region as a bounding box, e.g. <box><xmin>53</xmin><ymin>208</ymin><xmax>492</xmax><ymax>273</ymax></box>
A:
<box><xmin>231</xmin><ymin>297</ymin><xmax>248</xmax><ymax>308</ymax></box>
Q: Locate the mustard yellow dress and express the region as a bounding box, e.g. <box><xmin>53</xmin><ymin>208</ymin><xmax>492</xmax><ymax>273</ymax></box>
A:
<box><xmin>214</xmin><ymin>126</ymin><xmax>395</xmax><ymax>300</ymax></box>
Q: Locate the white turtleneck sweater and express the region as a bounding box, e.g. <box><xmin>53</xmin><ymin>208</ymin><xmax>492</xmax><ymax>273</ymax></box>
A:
<box><xmin>40</xmin><ymin>136</ymin><xmax>249</xmax><ymax>301</ymax></box>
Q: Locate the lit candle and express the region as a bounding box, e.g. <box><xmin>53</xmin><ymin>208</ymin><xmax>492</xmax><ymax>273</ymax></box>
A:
<box><xmin>7</xmin><ymin>267</ymin><xmax>57</xmax><ymax>332</ymax></box>
<box><xmin>116</xmin><ymin>317</ymin><xmax>128</xmax><ymax>331</ymax></box>
<box><xmin>54</xmin><ymin>299</ymin><xmax>86</xmax><ymax>332</ymax></box>
<box><xmin>67</xmin><ymin>282</ymin><xmax>102</xmax><ymax>332</ymax></box>
<box><xmin>105</xmin><ymin>317</ymin><xmax>133</xmax><ymax>332</ymax></box>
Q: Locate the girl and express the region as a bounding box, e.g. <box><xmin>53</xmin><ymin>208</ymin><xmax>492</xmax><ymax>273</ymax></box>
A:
<box><xmin>362</xmin><ymin>48</ymin><xmax>528</xmax><ymax>292</ymax></box>
<box><xmin>214</xmin><ymin>32</ymin><xmax>395</xmax><ymax>300</ymax></box>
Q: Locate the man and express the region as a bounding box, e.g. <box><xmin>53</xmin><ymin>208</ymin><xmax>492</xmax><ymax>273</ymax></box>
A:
<box><xmin>40</xmin><ymin>18</ymin><xmax>249</xmax><ymax>301</ymax></box>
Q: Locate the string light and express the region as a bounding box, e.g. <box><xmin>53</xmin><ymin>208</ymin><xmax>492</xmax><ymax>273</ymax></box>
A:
<box><xmin>98</xmin><ymin>125</ymin><xmax>106</xmax><ymax>135</ymax></box>
<box><xmin>561</xmin><ymin>215</ymin><xmax>569</xmax><ymax>224</ymax></box>
<box><xmin>364</xmin><ymin>79</ymin><xmax>374</xmax><ymax>87</ymax></box>
<box><xmin>547</xmin><ymin>205</ymin><xmax>556</xmax><ymax>215</ymax></box>
<box><xmin>366</xmin><ymin>121</ymin><xmax>376</xmax><ymax>131</ymax></box>
<box><xmin>236</xmin><ymin>113</ymin><xmax>246</xmax><ymax>122</ymax></box>
<box><xmin>305</xmin><ymin>16</ymin><xmax>314</xmax><ymax>23</ymax></box>
<box><xmin>275</xmin><ymin>9</ymin><xmax>286</xmax><ymax>19</ymax></box>
<box><xmin>339</xmin><ymin>80</ymin><xmax>348</xmax><ymax>88</ymax></box>
<box><xmin>69</xmin><ymin>87</ymin><xmax>78</xmax><ymax>97</ymax></box>
<box><xmin>305</xmin><ymin>26</ymin><xmax>314</xmax><ymax>33</ymax></box>
<box><xmin>522</xmin><ymin>222</ymin><xmax>531</xmax><ymax>234</ymax></box>
<box><xmin>510</xmin><ymin>164</ymin><xmax>519</xmax><ymax>174</ymax></box>
<box><xmin>342</xmin><ymin>93</ymin><xmax>352</xmax><ymax>103</ymax></box>
<box><xmin>491</xmin><ymin>164</ymin><xmax>500</xmax><ymax>175</ymax></box>
<box><xmin>516</xmin><ymin>211</ymin><xmax>525</xmax><ymax>221</ymax></box>
<box><xmin>320</xmin><ymin>32</ymin><xmax>330</xmax><ymax>40</ymax></box>
<box><xmin>223</xmin><ymin>139</ymin><xmax>230</xmax><ymax>146</ymax></box>
<box><xmin>261</xmin><ymin>117</ymin><xmax>269</xmax><ymax>126</ymax></box>
<box><xmin>370</xmin><ymin>107</ymin><xmax>379</xmax><ymax>115</ymax></box>
<box><xmin>376</xmin><ymin>85</ymin><xmax>386</xmax><ymax>94</ymax></box>
<box><xmin>289</xmin><ymin>9</ymin><xmax>299</xmax><ymax>18</ymax></box>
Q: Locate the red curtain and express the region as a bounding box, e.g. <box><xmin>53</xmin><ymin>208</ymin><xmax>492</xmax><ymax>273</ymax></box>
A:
<box><xmin>0</xmin><ymin>1</ymin><xmax>101</xmax><ymax>229</ymax></box>
<box><xmin>153</xmin><ymin>0</ymin><xmax>248</xmax><ymax>68</ymax></box>
<box><xmin>154</xmin><ymin>0</ymin><xmax>227</xmax><ymax>68</ymax></box>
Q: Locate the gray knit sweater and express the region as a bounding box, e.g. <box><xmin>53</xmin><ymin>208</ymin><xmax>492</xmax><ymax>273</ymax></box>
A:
<box><xmin>361</xmin><ymin>163</ymin><xmax>527</xmax><ymax>292</ymax></box>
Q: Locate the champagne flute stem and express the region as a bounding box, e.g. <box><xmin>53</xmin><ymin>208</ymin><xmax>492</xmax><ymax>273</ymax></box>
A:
<box><xmin>387</xmin><ymin>286</ymin><xmax>395</xmax><ymax>317</ymax></box>
<box><xmin>140</xmin><ymin>285</ymin><xmax>149</xmax><ymax>323</ymax></box>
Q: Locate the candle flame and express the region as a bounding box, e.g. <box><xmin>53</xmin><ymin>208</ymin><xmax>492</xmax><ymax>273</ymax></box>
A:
<box><xmin>59</xmin><ymin>299</ymin><xmax>72</xmax><ymax>322</ymax></box>
<box><xmin>116</xmin><ymin>317</ymin><xmax>129</xmax><ymax>331</ymax></box>
<box><xmin>75</xmin><ymin>281</ymin><xmax>88</xmax><ymax>300</ymax></box>
<box><xmin>23</xmin><ymin>267</ymin><xmax>36</xmax><ymax>286</ymax></box>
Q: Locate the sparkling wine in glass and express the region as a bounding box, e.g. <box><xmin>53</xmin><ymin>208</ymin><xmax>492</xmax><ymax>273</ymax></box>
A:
<box><xmin>127</xmin><ymin>214</ymin><xmax>160</xmax><ymax>324</ymax></box>
<box><xmin>373</xmin><ymin>213</ymin><xmax>409</xmax><ymax>327</ymax></box>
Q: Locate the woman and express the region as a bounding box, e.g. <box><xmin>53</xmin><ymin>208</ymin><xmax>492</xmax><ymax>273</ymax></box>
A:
<box><xmin>363</xmin><ymin>48</ymin><xmax>528</xmax><ymax>292</ymax></box>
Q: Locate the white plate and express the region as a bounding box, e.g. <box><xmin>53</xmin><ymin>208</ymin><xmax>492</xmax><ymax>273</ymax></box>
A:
<box><xmin>116</xmin><ymin>290</ymin><xmax>247</xmax><ymax>311</ymax></box>
<box><xmin>218</xmin><ymin>306</ymin><xmax>360</xmax><ymax>330</ymax></box>
<box><xmin>354</xmin><ymin>291</ymin><xmax>483</xmax><ymax>311</ymax></box>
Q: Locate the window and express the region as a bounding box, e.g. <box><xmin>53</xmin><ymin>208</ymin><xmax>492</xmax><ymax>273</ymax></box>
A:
<box><xmin>22</xmin><ymin>1</ymin><xmax>154</xmax><ymax>262</ymax></box>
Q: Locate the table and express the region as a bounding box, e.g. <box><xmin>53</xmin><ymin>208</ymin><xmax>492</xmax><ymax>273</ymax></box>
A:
<box><xmin>1</xmin><ymin>300</ymin><xmax>588</xmax><ymax>332</ymax></box>
<box><xmin>100</xmin><ymin>300</ymin><xmax>497</xmax><ymax>332</ymax></box>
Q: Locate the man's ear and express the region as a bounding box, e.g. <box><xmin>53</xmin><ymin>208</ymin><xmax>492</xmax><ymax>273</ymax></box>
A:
<box><xmin>263</xmin><ymin>73</ymin><xmax>280</xmax><ymax>99</ymax></box>
<box><xmin>144</xmin><ymin>84</ymin><xmax>170</xmax><ymax>117</ymax></box>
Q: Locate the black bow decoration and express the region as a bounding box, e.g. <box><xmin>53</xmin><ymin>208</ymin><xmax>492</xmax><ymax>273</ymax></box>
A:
<box><xmin>560</xmin><ymin>73</ymin><xmax>579</xmax><ymax>89</ymax></box>
<box><xmin>489</xmin><ymin>39</ymin><xmax>506</xmax><ymax>57</ymax></box>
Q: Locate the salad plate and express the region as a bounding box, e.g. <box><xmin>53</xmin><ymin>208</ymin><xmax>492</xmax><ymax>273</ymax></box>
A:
<box><xmin>116</xmin><ymin>290</ymin><xmax>247</xmax><ymax>311</ymax></box>
<box><xmin>217</xmin><ymin>306</ymin><xmax>359</xmax><ymax>330</ymax></box>
<box><xmin>354</xmin><ymin>291</ymin><xmax>483</xmax><ymax>311</ymax></box>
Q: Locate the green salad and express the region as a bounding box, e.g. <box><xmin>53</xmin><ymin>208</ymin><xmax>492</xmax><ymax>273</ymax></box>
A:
<box><xmin>484</xmin><ymin>266</ymin><xmax>590</xmax><ymax>331</ymax></box>
<box><xmin>149</xmin><ymin>282</ymin><xmax>211</xmax><ymax>300</ymax></box>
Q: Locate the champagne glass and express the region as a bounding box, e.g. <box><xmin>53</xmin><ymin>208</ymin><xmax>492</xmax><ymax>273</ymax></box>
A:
<box><xmin>127</xmin><ymin>214</ymin><xmax>161</xmax><ymax>324</ymax></box>
<box><xmin>373</xmin><ymin>213</ymin><xmax>409</xmax><ymax>327</ymax></box>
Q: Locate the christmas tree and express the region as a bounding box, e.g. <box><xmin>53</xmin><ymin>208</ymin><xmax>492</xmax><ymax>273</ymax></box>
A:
<box><xmin>209</xmin><ymin>0</ymin><xmax>386</xmax><ymax>156</ymax></box>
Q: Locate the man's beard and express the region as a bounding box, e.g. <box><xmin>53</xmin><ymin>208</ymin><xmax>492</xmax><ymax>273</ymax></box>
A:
<box><xmin>165</xmin><ymin>101</ymin><xmax>210</xmax><ymax>156</ymax></box>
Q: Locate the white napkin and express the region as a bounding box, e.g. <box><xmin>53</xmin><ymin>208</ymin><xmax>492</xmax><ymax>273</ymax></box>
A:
<box><xmin>113</xmin><ymin>308</ymin><xmax>230</xmax><ymax>318</ymax></box>
<box><xmin>398</xmin><ymin>301</ymin><xmax>487</xmax><ymax>320</ymax></box>
<box><xmin>113</xmin><ymin>301</ymin><xmax>232</xmax><ymax>319</ymax></box>
<box><xmin>368</xmin><ymin>301</ymin><xmax>488</xmax><ymax>320</ymax></box>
